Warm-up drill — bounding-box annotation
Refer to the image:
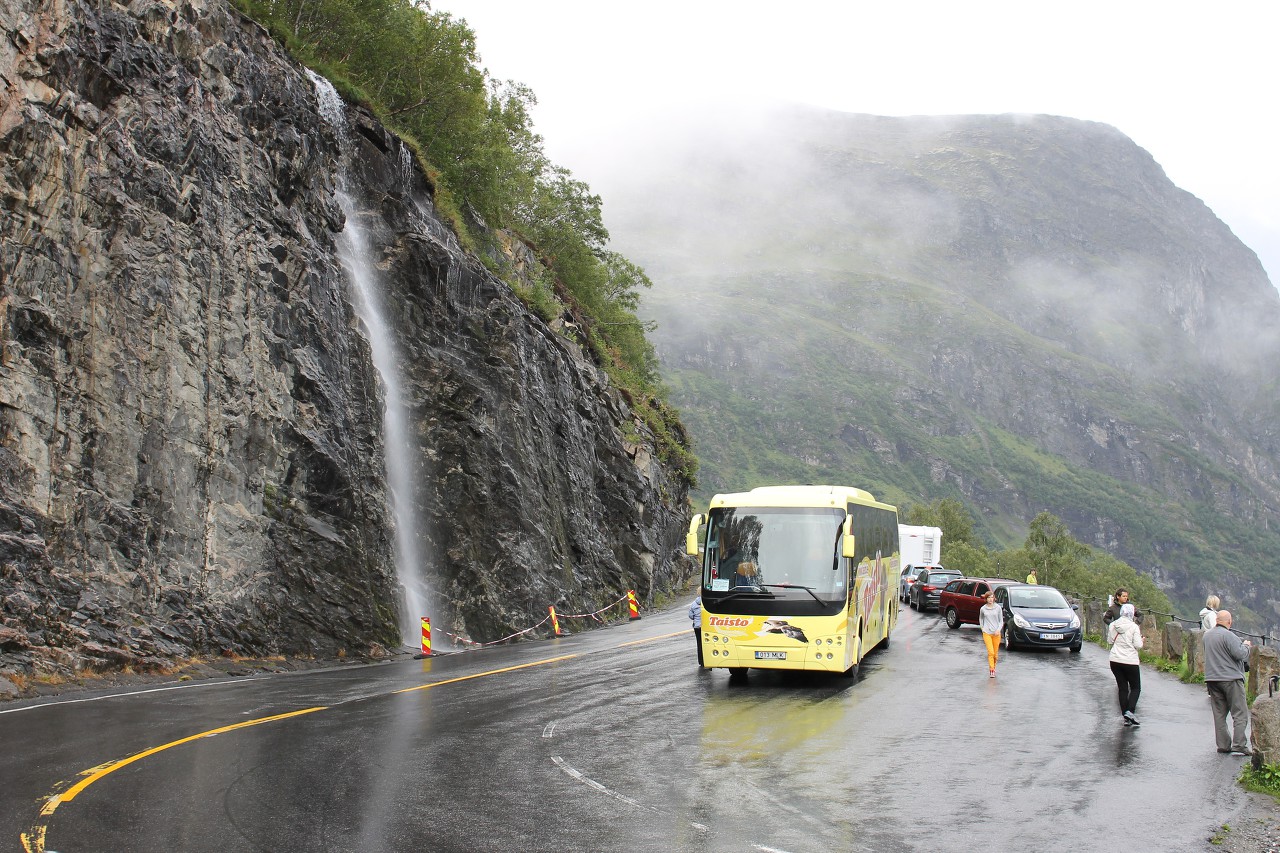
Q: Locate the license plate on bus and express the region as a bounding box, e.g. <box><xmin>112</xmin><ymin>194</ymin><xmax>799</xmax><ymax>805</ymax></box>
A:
<box><xmin>755</xmin><ymin>651</ymin><xmax>787</xmax><ymax>660</ymax></box>
<box><xmin>1040</xmin><ymin>633</ymin><xmax>1063</xmax><ymax>641</ymax></box>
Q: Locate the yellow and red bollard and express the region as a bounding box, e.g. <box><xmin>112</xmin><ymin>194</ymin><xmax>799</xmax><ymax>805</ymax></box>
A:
<box><xmin>421</xmin><ymin>617</ymin><xmax>432</xmax><ymax>655</ymax></box>
<box><xmin>627</xmin><ymin>590</ymin><xmax>641</xmax><ymax>621</ymax></box>
<box><xmin>549</xmin><ymin>605</ymin><xmax>562</xmax><ymax>637</ymax></box>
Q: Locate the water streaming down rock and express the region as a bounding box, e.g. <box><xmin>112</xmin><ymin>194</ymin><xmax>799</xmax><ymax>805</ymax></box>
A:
<box><xmin>308</xmin><ymin>71</ymin><xmax>431</xmax><ymax>645</ymax></box>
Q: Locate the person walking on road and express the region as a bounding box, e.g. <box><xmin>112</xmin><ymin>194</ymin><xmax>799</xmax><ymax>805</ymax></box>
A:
<box><xmin>1107</xmin><ymin>602</ymin><xmax>1144</xmax><ymax>726</ymax></box>
<box><xmin>979</xmin><ymin>591</ymin><xmax>1004</xmax><ymax>678</ymax></box>
<box><xmin>1203</xmin><ymin>609</ymin><xmax>1252</xmax><ymax>756</ymax></box>
<box><xmin>1199</xmin><ymin>595</ymin><xmax>1220</xmax><ymax>632</ymax></box>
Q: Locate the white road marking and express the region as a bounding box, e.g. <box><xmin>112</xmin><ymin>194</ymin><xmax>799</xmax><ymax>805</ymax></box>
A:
<box><xmin>542</xmin><ymin>721</ymin><xmax>557</xmax><ymax>738</ymax></box>
<box><xmin>0</xmin><ymin>677</ymin><xmax>268</xmax><ymax>715</ymax></box>
<box><xmin>550</xmin><ymin>756</ymin><xmax>657</xmax><ymax>812</ymax></box>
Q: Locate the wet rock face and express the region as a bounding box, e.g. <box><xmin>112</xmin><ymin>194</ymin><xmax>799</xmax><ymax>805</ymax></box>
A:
<box><xmin>0</xmin><ymin>0</ymin><xmax>692</xmax><ymax>675</ymax></box>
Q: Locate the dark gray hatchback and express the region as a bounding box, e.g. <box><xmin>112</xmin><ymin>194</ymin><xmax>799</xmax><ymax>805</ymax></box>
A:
<box><xmin>909</xmin><ymin>567</ymin><xmax>961</xmax><ymax>612</ymax></box>
<box><xmin>995</xmin><ymin>583</ymin><xmax>1083</xmax><ymax>652</ymax></box>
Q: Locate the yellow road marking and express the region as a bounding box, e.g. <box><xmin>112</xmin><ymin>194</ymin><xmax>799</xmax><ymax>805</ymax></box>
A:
<box><xmin>616</xmin><ymin>630</ymin><xmax>687</xmax><ymax>647</ymax></box>
<box><xmin>58</xmin><ymin>706</ymin><xmax>326</xmax><ymax>805</ymax></box>
<box><xmin>21</xmin><ymin>644</ymin><xmax>626</xmax><ymax>850</ymax></box>
<box><xmin>393</xmin><ymin>653</ymin><xmax>578</xmax><ymax>694</ymax></box>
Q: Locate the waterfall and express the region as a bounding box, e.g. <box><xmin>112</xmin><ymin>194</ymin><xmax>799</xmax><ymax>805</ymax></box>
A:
<box><xmin>308</xmin><ymin>71</ymin><xmax>431</xmax><ymax>647</ymax></box>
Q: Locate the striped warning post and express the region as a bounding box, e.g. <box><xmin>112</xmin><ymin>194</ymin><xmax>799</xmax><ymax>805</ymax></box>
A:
<box><xmin>421</xmin><ymin>617</ymin><xmax>432</xmax><ymax>656</ymax></box>
<box><xmin>627</xmin><ymin>590</ymin><xmax>640</xmax><ymax>620</ymax></box>
<box><xmin>549</xmin><ymin>606</ymin><xmax>562</xmax><ymax>637</ymax></box>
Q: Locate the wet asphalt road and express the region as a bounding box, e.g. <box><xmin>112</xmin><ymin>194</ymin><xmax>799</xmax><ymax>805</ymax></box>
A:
<box><xmin>0</xmin><ymin>604</ymin><xmax>1260</xmax><ymax>852</ymax></box>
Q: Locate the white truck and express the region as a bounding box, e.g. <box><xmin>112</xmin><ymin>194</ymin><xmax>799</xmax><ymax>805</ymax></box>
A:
<box><xmin>899</xmin><ymin>524</ymin><xmax>943</xmax><ymax>569</ymax></box>
<box><xmin>897</xmin><ymin>525</ymin><xmax>943</xmax><ymax>601</ymax></box>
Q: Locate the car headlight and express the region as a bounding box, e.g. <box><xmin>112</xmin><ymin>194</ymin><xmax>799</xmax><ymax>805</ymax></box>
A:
<box><xmin>1013</xmin><ymin>613</ymin><xmax>1030</xmax><ymax>629</ymax></box>
<box><xmin>1070</xmin><ymin>613</ymin><xmax>1081</xmax><ymax>629</ymax></box>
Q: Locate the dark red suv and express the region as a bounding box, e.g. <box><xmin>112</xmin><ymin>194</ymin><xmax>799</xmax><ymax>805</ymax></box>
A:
<box><xmin>939</xmin><ymin>578</ymin><xmax>1016</xmax><ymax>628</ymax></box>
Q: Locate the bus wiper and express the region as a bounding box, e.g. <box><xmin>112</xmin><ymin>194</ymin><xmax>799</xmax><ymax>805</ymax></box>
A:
<box><xmin>761</xmin><ymin>584</ymin><xmax>825</xmax><ymax>604</ymax></box>
<box><xmin>717</xmin><ymin>587</ymin><xmax>776</xmax><ymax>602</ymax></box>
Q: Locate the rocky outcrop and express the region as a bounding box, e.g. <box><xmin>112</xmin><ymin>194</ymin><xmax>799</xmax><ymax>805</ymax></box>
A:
<box><xmin>0</xmin><ymin>0</ymin><xmax>692</xmax><ymax>676</ymax></box>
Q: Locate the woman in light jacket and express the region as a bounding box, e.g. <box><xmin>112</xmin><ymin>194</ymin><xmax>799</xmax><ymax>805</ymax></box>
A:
<box><xmin>979</xmin><ymin>591</ymin><xmax>1004</xmax><ymax>678</ymax></box>
<box><xmin>1108</xmin><ymin>603</ymin><xmax>1144</xmax><ymax>726</ymax></box>
<box><xmin>1199</xmin><ymin>595</ymin><xmax>1220</xmax><ymax>632</ymax></box>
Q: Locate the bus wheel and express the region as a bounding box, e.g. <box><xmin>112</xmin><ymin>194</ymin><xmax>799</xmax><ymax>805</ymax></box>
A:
<box><xmin>841</xmin><ymin>662</ymin><xmax>859</xmax><ymax>680</ymax></box>
<box><xmin>728</xmin><ymin>667</ymin><xmax>748</xmax><ymax>682</ymax></box>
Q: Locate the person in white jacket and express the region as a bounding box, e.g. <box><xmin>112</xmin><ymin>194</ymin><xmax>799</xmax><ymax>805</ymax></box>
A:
<box><xmin>1199</xmin><ymin>595</ymin><xmax>1220</xmax><ymax>632</ymax></box>
<box><xmin>1108</xmin><ymin>603</ymin><xmax>1144</xmax><ymax>726</ymax></box>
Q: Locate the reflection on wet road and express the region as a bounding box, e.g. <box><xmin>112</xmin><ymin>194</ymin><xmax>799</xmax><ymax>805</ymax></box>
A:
<box><xmin>1</xmin><ymin>605</ymin><xmax>1258</xmax><ymax>852</ymax></box>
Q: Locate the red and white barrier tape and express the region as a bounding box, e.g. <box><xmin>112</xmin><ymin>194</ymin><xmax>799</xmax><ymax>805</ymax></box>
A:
<box><xmin>437</xmin><ymin>594</ymin><xmax>632</xmax><ymax>649</ymax></box>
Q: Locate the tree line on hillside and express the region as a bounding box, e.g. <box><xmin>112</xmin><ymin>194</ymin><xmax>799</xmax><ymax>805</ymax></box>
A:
<box><xmin>232</xmin><ymin>0</ymin><xmax>694</xmax><ymax>479</ymax></box>
<box><xmin>904</xmin><ymin>499</ymin><xmax>1173</xmax><ymax>616</ymax></box>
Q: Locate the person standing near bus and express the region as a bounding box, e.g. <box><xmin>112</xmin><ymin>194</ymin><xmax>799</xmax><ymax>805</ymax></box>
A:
<box><xmin>689</xmin><ymin>596</ymin><xmax>703</xmax><ymax>667</ymax></box>
<box><xmin>979</xmin><ymin>591</ymin><xmax>1004</xmax><ymax>678</ymax></box>
<box><xmin>1108</xmin><ymin>603</ymin><xmax>1144</xmax><ymax>726</ymax></box>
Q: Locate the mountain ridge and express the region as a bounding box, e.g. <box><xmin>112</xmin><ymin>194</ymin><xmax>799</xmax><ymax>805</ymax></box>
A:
<box><xmin>592</xmin><ymin>106</ymin><xmax>1280</xmax><ymax>630</ymax></box>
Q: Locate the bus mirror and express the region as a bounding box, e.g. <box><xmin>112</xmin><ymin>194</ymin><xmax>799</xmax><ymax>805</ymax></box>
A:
<box><xmin>841</xmin><ymin>516</ymin><xmax>856</xmax><ymax>559</ymax></box>
<box><xmin>685</xmin><ymin>514</ymin><xmax>705</xmax><ymax>556</ymax></box>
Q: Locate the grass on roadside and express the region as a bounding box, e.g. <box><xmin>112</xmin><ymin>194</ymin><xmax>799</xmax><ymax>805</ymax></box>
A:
<box><xmin>1239</xmin><ymin>763</ymin><xmax>1280</xmax><ymax>801</ymax></box>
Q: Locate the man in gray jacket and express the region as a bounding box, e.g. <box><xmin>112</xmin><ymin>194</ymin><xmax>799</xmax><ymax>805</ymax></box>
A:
<box><xmin>1202</xmin><ymin>610</ymin><xmax>1253</xmax><ymax>756</ymax></box>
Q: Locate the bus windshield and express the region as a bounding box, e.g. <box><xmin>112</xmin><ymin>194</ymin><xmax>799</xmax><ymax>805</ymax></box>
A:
<box><xmin>703</xmin><ymin>506</ymin><xmax>846</xmax><ymax>601</ymax></box>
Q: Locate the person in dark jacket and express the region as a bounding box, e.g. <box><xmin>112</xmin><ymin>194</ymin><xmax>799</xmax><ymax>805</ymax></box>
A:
<box><xmin>1102</xmin><ymin>588</ymin><xmax>1143</xmax><ymax>626</ymax></box>
<box><xmin>1202</xmin><ymin>610</ymin><xmax>1252</xmax><ymax>756</ymax></box>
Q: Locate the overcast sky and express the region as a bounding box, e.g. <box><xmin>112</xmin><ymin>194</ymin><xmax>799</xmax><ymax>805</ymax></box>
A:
<box><xmin>437</xmin><ymin>0</ymin><xmax>1279</xmax><ymax>291</ymax></box>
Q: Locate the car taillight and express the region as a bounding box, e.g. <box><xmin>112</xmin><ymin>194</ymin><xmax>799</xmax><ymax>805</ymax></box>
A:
<box><xmin>922</xmin><ymin>585</ymin><xmax>935</xmax><ymax>592</ymax></box>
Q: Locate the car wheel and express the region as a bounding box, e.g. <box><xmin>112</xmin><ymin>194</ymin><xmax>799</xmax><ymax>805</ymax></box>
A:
<box><xmin>1003</xmin><ymin>628</ymin><xmax>1016</xmax><ymax>651</ymax></box>
<box><xmin>945</xmin><ymin>607</ymin><xmax>960</xmax><ymax>629</ymax></box>
<box><xmin>1069</xmin><ymin>641</ymin><xmax>1082</xmax><ymax>653</ymax></box>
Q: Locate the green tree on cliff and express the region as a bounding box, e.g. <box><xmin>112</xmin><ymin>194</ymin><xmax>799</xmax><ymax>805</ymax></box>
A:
<box><xmin>233</xmin><ymin>0</ymin><xmax>688</xmax><ymax>474</ymax></box>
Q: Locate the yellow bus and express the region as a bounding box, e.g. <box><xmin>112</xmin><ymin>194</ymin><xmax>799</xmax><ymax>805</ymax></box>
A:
<box><xmin>687</xmin><ymin>485</ymin><xmax>899</xmax><ymax>680</ymax></box>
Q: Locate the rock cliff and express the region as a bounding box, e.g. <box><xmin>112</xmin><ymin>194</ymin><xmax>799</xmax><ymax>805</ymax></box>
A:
<box><xmin>0</xmin><ymin>0</ymin><xmax>692</xmax><ymax>676</ymax></box>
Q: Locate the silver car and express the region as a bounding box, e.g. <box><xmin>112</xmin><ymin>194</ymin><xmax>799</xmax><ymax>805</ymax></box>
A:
<box><xmin>899</xmin><ymin>565</ymin><xmax>928</xmax><ymax>603</ymax></box>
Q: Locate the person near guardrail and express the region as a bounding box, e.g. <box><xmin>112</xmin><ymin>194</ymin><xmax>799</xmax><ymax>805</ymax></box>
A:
<box><xmin>1203</xmin><ymin>609</ymin><xmax>1252</xmax><ymax>756</ymax></box>
<box><xmin>1108</xmin><ymin>603</ymin><xmax>1144</xmax><ymax>726</ymax></box>
<box><xmin>1199</xmin><ymin>595</ymin><xmax>1220</xmax><ymax>632</ymax></box>
<box><xmin>1103</xmin><ymin>588</ymin><xmax>1143</xmax><ymax>626</ymax></box>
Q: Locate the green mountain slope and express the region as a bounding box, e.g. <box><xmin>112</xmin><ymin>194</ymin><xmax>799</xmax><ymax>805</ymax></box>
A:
<box><xmin>591</xmin><ymin>108</ymin><xmax>1280</xmax><ymax>630</ymax></box>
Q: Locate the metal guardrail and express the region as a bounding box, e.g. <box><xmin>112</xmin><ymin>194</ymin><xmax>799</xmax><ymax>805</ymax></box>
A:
<box><xmin>1058</xmin><ymin>592</ymin><xmax>1279</xmax><ymax>647</ymax></box>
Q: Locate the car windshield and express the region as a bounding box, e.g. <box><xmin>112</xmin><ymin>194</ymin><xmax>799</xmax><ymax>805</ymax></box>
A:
<box><xmin>925</xmin><ymin>573</ymin><xmax>959</xmax><ymax>585</ymax></box>
<box><xmin>702</xmin><ymin>506</ymin><xmax>846</xmax><ymax>601</ymax></box>
<box><xmin>1009</xmin><ymin>587</ymin><xmax>1069</xmax><ymax>609</ymax></box>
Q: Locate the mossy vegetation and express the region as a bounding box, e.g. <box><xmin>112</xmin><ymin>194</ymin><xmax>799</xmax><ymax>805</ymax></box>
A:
<box><xmin>230</xmin><ymin>0</ymin><xmax>694</xmax><ymax>481</ymax></box>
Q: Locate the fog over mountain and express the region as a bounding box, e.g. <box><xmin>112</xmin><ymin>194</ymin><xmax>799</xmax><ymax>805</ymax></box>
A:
<box><xmin>588</xmin><ymin>105</ymin><xmax>1280</xmax><ymax>630</ymax></box>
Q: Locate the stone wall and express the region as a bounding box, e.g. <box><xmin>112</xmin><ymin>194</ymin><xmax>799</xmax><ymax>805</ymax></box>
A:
<box><xmin>0</xmin><ymin>0</ymin><xmax>693</xmax><ymax>677</ymax></box>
